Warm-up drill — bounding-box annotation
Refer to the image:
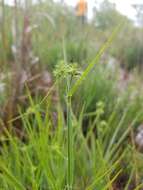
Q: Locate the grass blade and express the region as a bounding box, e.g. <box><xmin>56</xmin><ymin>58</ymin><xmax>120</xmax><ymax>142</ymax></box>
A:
<box><xmin>68</xmin><ymin>21</ymin><xmax>124</xmax><ymax>97</ymax></box>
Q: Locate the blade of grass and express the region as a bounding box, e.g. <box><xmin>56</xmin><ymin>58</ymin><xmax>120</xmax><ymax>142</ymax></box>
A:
<box><xmin>86</xmin><ymin>157</ymin><xmax>122</xmax><ymax>190</ymax></box>
<box><xmin>0</xmin><ymin>164</ymin><xmax>25</xmax><ymax>190</ymax></box>
<box><xmin>102</xmin><ymin>169</ymin><xmax>122</xmax><ymax>190</ymax></box>
<box><xmin>68</xmin><ymin>21</ymin><xmax>125</xmax><ymax>97</ymax></box>
<box><xmin>134</xmin><ymin>183</ymin><xmax>143</xmax><ymax>190</ymax></box>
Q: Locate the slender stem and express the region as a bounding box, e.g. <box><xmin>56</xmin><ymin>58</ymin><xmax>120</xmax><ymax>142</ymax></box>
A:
<box><xmin>62</xmin><ymin>34</ymin><xmax>73</xmax><ymax>189</ymax></box>
<box><xmin>67</xmin><ymin>78</ymin><xmax>73</xmax><ymax>190</ymax></box>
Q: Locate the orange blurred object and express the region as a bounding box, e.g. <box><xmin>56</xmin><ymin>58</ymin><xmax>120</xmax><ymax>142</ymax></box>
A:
<box><xmin>76</xmin><ymin>0</ymin><xmax>87</xmax><ymax>17</ymax></box>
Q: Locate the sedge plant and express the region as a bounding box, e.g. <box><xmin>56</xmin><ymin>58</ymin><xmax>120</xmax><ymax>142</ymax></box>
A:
<box><xmin>54</xmin><ymin>59</ymin><xmax>81</xmax><ymax>189</ymax></box>
<box><xmin>53</xmin><ymin>21</ymin><xmax>124</xmax><ymax>189</ymax></box>
<box><xmin>1</xmin><ymin>19</ymin><xmax>143</xmax><ymax>190</ymax></box>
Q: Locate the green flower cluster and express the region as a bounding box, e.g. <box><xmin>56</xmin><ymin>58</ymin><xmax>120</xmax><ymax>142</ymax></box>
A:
<box><xmin>54</xmin><ymin>60</ymin><xmax>82</xmax><ymax>79</ymax></box>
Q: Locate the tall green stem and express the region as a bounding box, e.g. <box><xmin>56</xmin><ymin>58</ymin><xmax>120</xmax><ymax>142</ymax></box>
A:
<box><xmin>62</xmin><ymin>35</ymin><xmax>74</xmax><ymax>189</ymax></box>
<box><xmin>67</xmin><ymin>79</ymin><xmax>73</xmax><ymax>190</ymax></box>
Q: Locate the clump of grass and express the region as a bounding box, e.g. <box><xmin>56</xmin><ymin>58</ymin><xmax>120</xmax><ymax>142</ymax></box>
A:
<box><xmin>1</xmin><ymin>92</ymin><xmax>143</xmax><ymax>189</ymax></box>
<box><xmin>1</xmin><ymin>2</ymin><xmax>143</xmax><ymax>189</ymax></box>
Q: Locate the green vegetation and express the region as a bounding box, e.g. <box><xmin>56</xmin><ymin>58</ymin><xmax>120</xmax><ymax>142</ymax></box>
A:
<box><xmin>0</xmin><ymin>0</ymin><xmax>143</xmax><ymax>189</ymax></box>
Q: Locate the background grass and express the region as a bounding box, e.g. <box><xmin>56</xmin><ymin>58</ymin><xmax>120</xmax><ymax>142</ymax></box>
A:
<box><xmin>0</xmin><ymin>0</ymin><xmax>143</xmax><ymax>189</ymax></box>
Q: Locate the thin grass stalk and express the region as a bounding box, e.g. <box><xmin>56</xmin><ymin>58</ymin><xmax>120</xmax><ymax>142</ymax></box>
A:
<box><xmin>68</xmin><ymin>21</ymin><xmax>125</xmax><ymax>97</ymax></box>
<box><xmin>62</xmin><ymin>36</ymin><xmax>74</xmax><ymax>189</ymax></box>
<box><xmin>67</xmin><ymin>83</ymin><xmax>73</xmax><ymax>189</ymax></box>
<box><xmin>130</xmin><ymin>127</ymin><xmax>140</xmax><ymax>187</ymax></box>
<box><xmin>67</xmin><ymin>70</ymin><xmax>73</xmax><ymax>189</ymax></box>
